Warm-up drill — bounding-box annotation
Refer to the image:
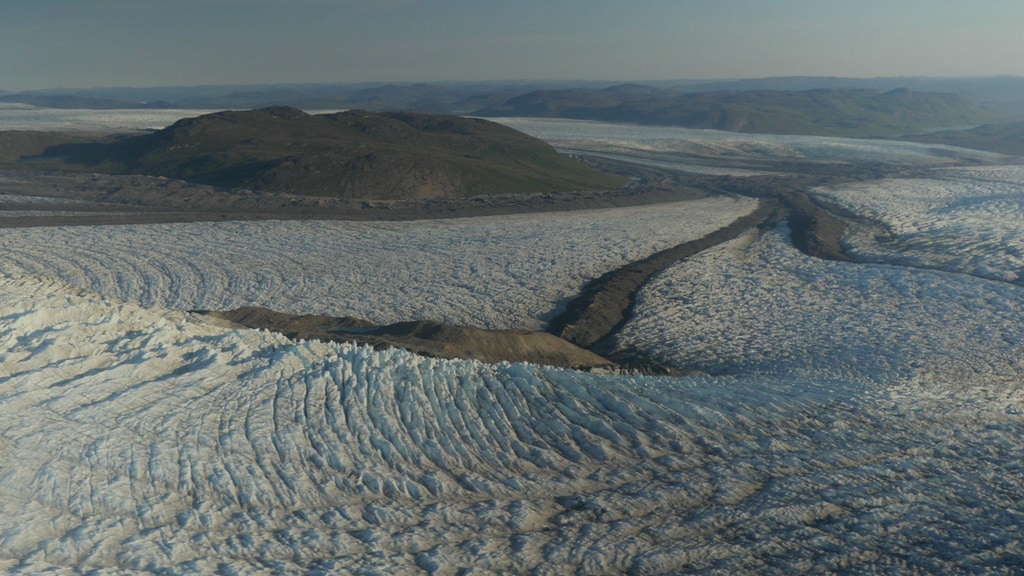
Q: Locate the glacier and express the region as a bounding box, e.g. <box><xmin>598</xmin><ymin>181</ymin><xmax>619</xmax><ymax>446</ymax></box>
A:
<box><xmin>3</xmin><ymin>109</ymin><xmax>1024</xmax><ymax>573</ymax></box>
<box><xmin>494</xmin><ymin>117</ymin><xmax>1005</xmax><ymax>168</ymax></box>
<box><xmin>0</xmin><ymin>197</ymin><xmax>756</xmax><ymax>331</ymax></box>
<box><xmin>616</xmin><ymin>223</ymin><xmax>1024</xmax><ymax>391</ymax></box>
<box><xmin>0</xmin><ymin>108</ymin><xmax>220</xmax><ymax>132</ymax></box>
<box><xmin>2</xmin><ymin>268</ymin><xmax>1023</xmax><ymax>574</ymax></box>
<box><xmin>814</xmin><ymin>165</ymin><xmax>1024</xmax><ymax>284</ymax></box>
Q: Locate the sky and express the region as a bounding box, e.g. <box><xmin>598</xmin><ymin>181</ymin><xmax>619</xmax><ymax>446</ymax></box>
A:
<box><xmin>3</xmin><ymin>0</ymin><xmax>1024</xmax><ymax>91</ymax></box>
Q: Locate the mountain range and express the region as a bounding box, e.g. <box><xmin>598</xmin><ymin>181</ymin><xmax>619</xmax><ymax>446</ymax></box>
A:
<box><xmin>474</xmin><ymin>85</ymin><xmax>999</xmax><ymax>137</ymax></box>
<box><xmin>3</xmin><ymin>79</ymin><xmax>1016</xmax><ymax>139</ymax></box>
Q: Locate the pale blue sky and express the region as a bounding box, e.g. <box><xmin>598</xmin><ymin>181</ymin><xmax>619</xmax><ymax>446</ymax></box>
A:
<box><xmin>3</xmin><ymin>0</ymin><xmax>1023</xmax><ymax>90</ymax></box>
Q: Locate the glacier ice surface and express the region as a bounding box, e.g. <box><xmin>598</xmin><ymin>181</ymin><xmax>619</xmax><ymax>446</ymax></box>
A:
<box><xmin>0</xmin><ymin>197</ymin><xmax>757</xmax><ymax>330</ymax></box>
<box><xmin>814</xmin><ymin>165</ymin><xmax>1024</xmax><ymax>284</ymax></box>
<box><xmin>494</xmin><ymin>117</ymin><xmax>1004</xmax><ymax>167</ymax></box>
<box><xmin>0</xmin><ymin>108</ymin><xmax>220</xmax><ymax>132</ymax></box>
<box><xmin>617</xmin><ymin>223</ymin><xmax>1024</xmax><ymax>391</ymax></box>
<box><xmin>2</xmin><ymin>268</ymin><xmax>1024</xmax><ymax>574</ymax></box>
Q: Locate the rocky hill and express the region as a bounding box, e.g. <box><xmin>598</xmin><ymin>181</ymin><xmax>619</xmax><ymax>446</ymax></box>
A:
<box><xmin>41</xmin><ymin>107</ymin><xmax>624</xmax><ymax>199</ymax></box>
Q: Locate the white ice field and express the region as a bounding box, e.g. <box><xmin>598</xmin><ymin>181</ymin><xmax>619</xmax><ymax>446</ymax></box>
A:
<box><xmin>3</xmin><ymin>267</ymin><xmax>1024</xmax><ymax>574</ymax></box>
<box><xmin>814</xmin><ymin>165</ymin><xmax>1024</xmax><ymax>284</ymax></box>
<box><xmin>616</xmin><ymin>224</ymin><xmax>1024</xmax><ymax>390</ymax></box>
<box><xmin>0</xmin><ymin>106</ymin><xmax>221</xmax><ymax>133</ymax></box>
<box><xmin>1</xmin><ymin>111</ymin><xmax>1023</xmax><ymax>573</ymax></box>
<box><xmin>494</xmin><ymin>117</ymin><xmax>1005</xmax><ymax>170</ymax></box>
<box><xmin>0</xmin><ymin>197</ymin><xmax>757</xmax><ymax>330</ymax></box>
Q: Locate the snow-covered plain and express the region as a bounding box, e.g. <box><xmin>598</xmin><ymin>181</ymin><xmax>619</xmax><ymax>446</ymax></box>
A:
<box><xmin>814</xmin><ymin>165</ymin><xmax>1024</xmax><ymax>283</ymax></box>
<box><xmin>0</xmin><ymin>197</ymin><xmax>757</xmax><ymax>330</ymax></box>
<box><xmin>3</xmin><ymin>268</ymin><xmax>1024</xmax><ymax>574</ymax></box>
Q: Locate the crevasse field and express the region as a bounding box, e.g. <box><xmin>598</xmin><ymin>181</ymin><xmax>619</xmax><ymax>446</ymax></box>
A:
<box><xmin>2</xmin><ymin>111</ymin><xmax>1024</xmax><ymax>574</ymax></box>
<box><xmin>616</xmin><ymin>224</ymin><xmax>1024</xmax><ymax>387</ymax></box>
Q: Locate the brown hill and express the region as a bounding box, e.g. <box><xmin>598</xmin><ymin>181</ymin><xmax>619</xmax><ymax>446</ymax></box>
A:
<box><xmin>41</xmin><ymin>107</ymin><xmax>624</xmax><ymax>199</ymax></box>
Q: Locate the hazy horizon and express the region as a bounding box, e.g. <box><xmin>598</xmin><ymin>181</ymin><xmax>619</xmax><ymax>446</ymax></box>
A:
<box><xmin>8</xmin><ymin>74</ymin><xmax>1024</xmax><ymax>94</ymax></box>
<box><xmin>4</xmin><ymin>0</ymin><xmax>1024</xmax><ymax>92</ymax></box>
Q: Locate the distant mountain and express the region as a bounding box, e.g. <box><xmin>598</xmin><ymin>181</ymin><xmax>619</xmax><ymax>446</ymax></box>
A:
<box><xmin>5</xmin><ymin>78</ymin><xmax>1021</xmax><ymax>135</ymax></box>
<box><xmin>599</xmin><ymin>83</ymin><xmax>677</xmax><ymax>98</ymax></box>
<box><xmin>474</xmin><ymin>85</ymin><xmax>1004</xmax><ymax>137</ymax></box>
<box><xmin>670</xmin><ymin>76</ymin><xmax>1024</xmax><ymax>115</ymax></box>
<box><xmin>7</xmin><ymin>77</ymin><xmax>1023</xmax><ymax>119</ymax></box>
<box><xmin>39</xmin><ymin>107</ymin><xmax>624</xmax><ymax>198</ymax></box>
<box><xmin>0</xmin><ymin>81</ymin><xmax>619</xmax><ymax>112</ymax></box>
